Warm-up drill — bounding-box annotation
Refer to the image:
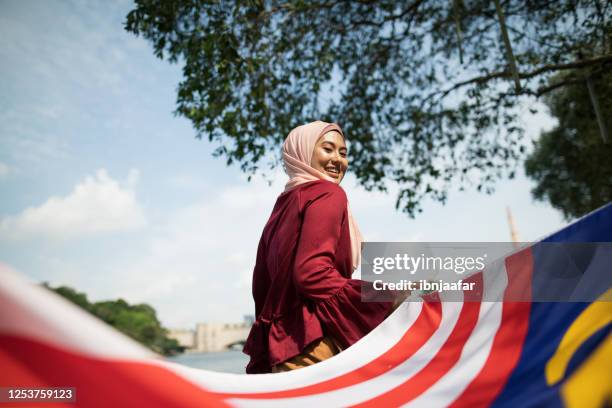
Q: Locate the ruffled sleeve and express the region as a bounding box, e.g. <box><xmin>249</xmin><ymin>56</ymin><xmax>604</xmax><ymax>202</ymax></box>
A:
<box><xmin>293</xmin><ymin>184</ymin><xmax>395</xmax><ymax>349</ymax></box>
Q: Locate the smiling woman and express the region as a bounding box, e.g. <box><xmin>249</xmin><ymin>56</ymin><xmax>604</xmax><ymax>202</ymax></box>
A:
<box><xmin>243</xmin><ymin>121</ymin><xmax>401</xmax><ymax>374</ymax></box>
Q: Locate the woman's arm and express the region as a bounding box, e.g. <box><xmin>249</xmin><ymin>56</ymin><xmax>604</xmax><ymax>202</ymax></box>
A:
<box><xmin>293</xmin><ymin>186</ymin><xmax>350</xmax><ymax>299</ymax></box>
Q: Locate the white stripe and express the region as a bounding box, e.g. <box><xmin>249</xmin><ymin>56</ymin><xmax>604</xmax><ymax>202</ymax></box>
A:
<box><xmin>0</xmin><ymin>264</ymin><xmax>156</xmax><ymax>359</ymax></box>
<box><xmin>480</xmin><ymin>257</ymin><xmax>512</xmax><ymax>303</ymax></box>
<box><xmin>226</xmin><ymin>294</ymin><xmax>463</xmax><ymax>407</ymax></box>
<box><xmin>159</xmin><ymin>301</ymin><xmax>423</xmax><ymax>392</ymax></box>
<box><xmin>407</xmin><ymin>259</ymin><xmax>508</xmax><ymax>407</ymax></box>
<box><xmin>407</xmin><ymin>302</ymin><xmax>502</xmax><ymax>407</ymax></box>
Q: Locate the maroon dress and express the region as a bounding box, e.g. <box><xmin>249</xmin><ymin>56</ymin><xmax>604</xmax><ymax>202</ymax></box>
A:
<box><xmin>243</xmin><ymin>179</ymin><xmax>394</xmax><ymax>374</ymax></box>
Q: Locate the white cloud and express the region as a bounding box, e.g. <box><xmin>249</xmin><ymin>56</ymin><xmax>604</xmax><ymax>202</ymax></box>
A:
<box><xmin>0</xmin><ymin>168</ymin><xmax>146</xmax><ymax>240</ymax></box>
<box><xmin>106</xmin><ymin>177</ymin><xmax>286</xmax><ymax>327</ymax></box>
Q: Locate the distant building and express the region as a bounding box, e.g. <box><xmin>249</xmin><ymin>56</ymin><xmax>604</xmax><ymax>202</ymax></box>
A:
<box><xmin>195</xmin><ymin>321</ymin><xmax>250</xmax><ymax>352</ymax></box>
<box><xmin>170</xmin><ymin>316</ymin><xmax>253</xmax><ymax>353</ymax></box>
<box><xmin>168</xmin><ymin>329</ymin><xmax>195</xmax><ymax>349</ymax></box>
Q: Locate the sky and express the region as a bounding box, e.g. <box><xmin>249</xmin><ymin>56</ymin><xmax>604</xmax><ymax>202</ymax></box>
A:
<box><xmin>0</xmin><ymin>0</ymin><xmax>567</xmax><ymax>329</ymax></box>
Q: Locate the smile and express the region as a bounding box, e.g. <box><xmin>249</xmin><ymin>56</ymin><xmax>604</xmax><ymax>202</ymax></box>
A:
<box><xmin>325</xmin><ymin>167</ymin><xmax>340</xmax><ymax>177</ymax></box>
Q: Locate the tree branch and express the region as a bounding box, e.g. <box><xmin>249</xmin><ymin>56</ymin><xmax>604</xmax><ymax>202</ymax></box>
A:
<box><xmin>533</xmin><ymin>77</ymin><xmax>583</xmax><ymax>97</ymax></box>
<box><xmin>347</xmin><ymin>0</ymin><xmax>426</xmax><ymax>29</ymax></box>
<box><xmin>422</xmin><ymin>54</ymin><xmax>612</xmax><ymax>105</ymax></box>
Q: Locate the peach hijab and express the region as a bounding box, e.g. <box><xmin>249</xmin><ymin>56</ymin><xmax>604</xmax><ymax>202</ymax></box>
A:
<box><xmin>282</xmin><ymin>120</ymin><xmax>364</xmax><ymax>270</ymax></box>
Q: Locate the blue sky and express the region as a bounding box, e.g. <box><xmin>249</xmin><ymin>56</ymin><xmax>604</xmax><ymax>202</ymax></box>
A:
<box><xmin>0</xmin><ymin>0</ymin><xmax>566</xmax><ymax>329</ymax></box>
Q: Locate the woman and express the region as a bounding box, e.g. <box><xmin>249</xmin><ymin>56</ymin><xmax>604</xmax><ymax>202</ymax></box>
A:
<box><xmin>243</xmin><ymin>120</ymin><xmax>401</xmax><ymax>374</ymax></box>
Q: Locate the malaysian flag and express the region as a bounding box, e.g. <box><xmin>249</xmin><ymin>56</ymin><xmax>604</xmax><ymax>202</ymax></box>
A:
<box><xmin>1</xmin><ymin>203</ymin><xmax>610</xmax><ymax>407</ymax></box>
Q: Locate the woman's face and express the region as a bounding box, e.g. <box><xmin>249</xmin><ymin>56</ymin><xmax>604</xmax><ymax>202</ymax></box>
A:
<box><xmin>310</xmin><ymin>130</ymin><xmax>348</xmax><ymax>183</ymax></box>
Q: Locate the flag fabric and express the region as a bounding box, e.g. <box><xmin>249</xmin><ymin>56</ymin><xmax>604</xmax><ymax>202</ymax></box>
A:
<box><xmin>1</xmin><ymin>204</ymin><xmax>611</xmax><ymax>407</ymax></box>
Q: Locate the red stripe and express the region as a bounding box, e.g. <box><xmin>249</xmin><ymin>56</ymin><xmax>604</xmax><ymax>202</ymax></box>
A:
<box><xmin>448</xmin><ymin>248</ymin><xmax>533</xmax><ymax>407</ymax></box>
<box><xmin>351</xmin><ymin>274</ymin><xmax>484</xmax><ymax>407</ymax></box>
<box><xmin>214</xmin><ymin>298</ymin><xmax>444</xmax><ymax>399</ymax></box>
<box><xmin>0</xmin><ymin>334</ymin><xmax>228</xmax><ymax>408</ymax></box>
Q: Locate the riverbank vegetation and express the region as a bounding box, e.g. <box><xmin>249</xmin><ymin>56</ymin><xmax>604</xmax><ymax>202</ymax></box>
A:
<box><xmin>43</xmin><ymin>283</ymin><xmax>183</xmax><ymax>356</ymax></box>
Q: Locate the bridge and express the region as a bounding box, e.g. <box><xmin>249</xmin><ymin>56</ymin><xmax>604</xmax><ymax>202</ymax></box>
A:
<box><xmin>169</xmin><ymin>320</ymin><xmax>251</xmax><ymax>352</ymax></box>
<box><xmin>195</xmin><ymin>322</ymin><xmax>250</xmax><ymax>352</ymax></box>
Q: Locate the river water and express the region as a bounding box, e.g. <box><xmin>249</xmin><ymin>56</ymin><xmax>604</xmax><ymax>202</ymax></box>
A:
<box><xmin>167</xmin><ymin>350</ymin><xmax>249</xmax><ymax>374</ymax></box>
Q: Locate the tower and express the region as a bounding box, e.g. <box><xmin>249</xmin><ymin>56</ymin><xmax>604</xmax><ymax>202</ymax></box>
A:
<box><xmin>506</xmin><ymin>206</ymin><xmax>520</xmax><ymax>248</ymax></box>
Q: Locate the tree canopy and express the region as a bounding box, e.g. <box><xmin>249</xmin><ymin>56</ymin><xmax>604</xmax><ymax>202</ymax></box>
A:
<box><xmin>525</xmin><ymin>69</ymin><xmax>612</xmax><ymax>220</ymax></box>
<box><xmin>44</xmin><ymin>283</ymin><xmax>183</xmax><ymax>356</ymax></box>
<box><xmin>125</xmin><ymin>0</ymin><xmax>611</xmax><ymax>216</ymax></box>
